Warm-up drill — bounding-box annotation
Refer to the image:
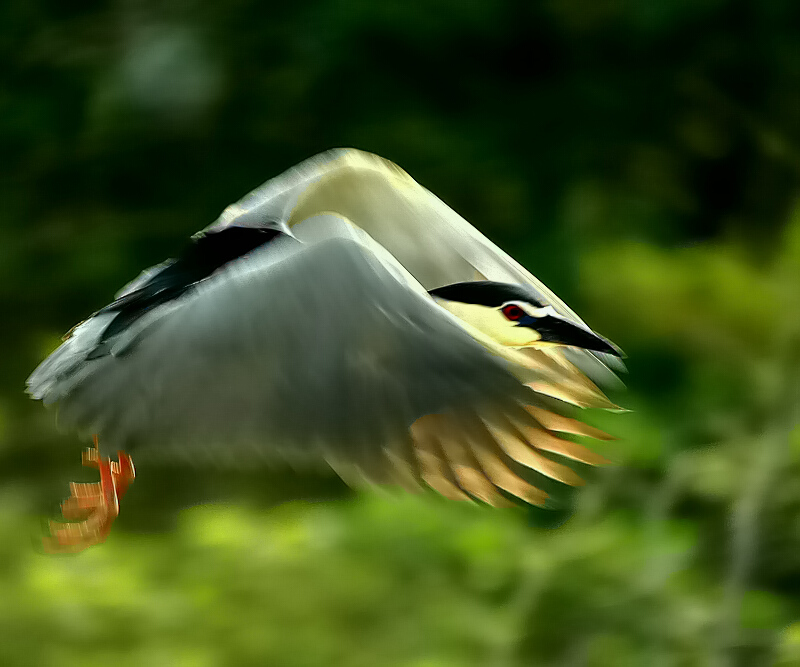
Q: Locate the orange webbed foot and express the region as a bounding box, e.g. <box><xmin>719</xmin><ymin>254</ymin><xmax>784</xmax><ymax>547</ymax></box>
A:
<box><xmin>44</xmin><ymin>436</ymin><xmax>135</xmax><ymax>553</ymax></box>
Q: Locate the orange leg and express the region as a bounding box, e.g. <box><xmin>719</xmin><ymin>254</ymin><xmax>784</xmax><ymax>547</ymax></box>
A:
<box><xmin>43</xmin><ymin>435</ymin><xmax>135</xmax><ymax>553</ymax></box>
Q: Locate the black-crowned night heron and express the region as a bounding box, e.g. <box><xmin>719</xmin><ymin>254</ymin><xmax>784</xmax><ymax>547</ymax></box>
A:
<box><xmin>28</xmin><ymin>149</ymin><xmax>624</xmax><ymax>552</ymax></box>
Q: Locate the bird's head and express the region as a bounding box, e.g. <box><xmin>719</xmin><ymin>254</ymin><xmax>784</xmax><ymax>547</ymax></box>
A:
<box><xmin>429</xmin><ymin>281</ymin><xmax>621</xmax><ymax>356</ymax></box>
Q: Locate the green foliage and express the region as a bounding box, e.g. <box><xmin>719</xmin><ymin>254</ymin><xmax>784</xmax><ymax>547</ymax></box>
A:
<box><xmin>0</xmin><ymin>496</ymin><xmax>712</xmax><ymax>666</ymax></box>
<box><xmin>3</xmin><ymin>0</ymin><xmax>800</xmax><ymax>665</ymax></box>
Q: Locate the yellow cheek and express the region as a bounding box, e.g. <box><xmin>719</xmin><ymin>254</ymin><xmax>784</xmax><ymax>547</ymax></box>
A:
<box><xmin>435</xmin><ymin>300</ymin><xmax>542</xmax><ymax>347</ymax></box>
<box><xmin>498</xmin><ymin>326</ymin><xmax>542</xmax><ymax>347</ymax></box>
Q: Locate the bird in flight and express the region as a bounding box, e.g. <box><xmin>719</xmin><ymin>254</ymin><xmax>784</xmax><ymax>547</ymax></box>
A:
<box><xmin>28</xmin><ymin>149</ymin><xmax>624</xmax><ymax>552</ymax></box>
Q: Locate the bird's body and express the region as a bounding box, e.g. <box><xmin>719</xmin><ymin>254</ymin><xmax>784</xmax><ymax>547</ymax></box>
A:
<box><xmin>28</xmin><ymin>149</ymin><xmax>623</xmax><ymax>550</ymax></box>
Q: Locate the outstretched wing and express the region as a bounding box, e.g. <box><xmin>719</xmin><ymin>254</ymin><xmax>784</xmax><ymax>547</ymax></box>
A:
<box><xmin>28</xmin><ymin>238</ymin><xmax>611</xmax><ymax>506</ymax></box>
<box><xmin>81</xmin><ymin>149</ymin><xmax>621</xmax><ymax>384</ymax></box>
<box><xmin>206</xmin><ymin>148</ymin><xmax>624</xmax><ymax>383</ymax></box>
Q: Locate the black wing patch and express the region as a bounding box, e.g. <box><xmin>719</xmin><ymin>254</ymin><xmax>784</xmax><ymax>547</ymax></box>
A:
<box><xmin>93</xmin><ymin>226</ymin><xmax>289</xmax><ymax>352</ymax></box>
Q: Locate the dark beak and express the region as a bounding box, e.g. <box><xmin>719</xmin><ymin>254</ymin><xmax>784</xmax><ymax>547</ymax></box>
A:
<box><xmin>533</xmin><ymin>315</ymin><xmax>623</xmax><ymax>357</ymax></box>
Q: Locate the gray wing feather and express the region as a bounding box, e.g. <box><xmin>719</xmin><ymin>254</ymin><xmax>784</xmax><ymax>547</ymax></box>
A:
<box><xmin>32</xmin><ymin>239</ymin><xmax>526</xmax><ymax>469</ymax></box>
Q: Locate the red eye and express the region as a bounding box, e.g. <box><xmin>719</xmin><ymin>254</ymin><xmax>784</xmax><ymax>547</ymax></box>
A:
<box><xmin>501</xmin><ymin>305</ymin><xmax>525</xmax><ymax>321</ymax></box>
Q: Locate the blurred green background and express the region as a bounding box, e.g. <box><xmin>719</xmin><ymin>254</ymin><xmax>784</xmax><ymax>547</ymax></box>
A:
<box><xmin>4</xmin><ymin>0</ymin><xmax>800</xmax><ymax>665</ymax></box>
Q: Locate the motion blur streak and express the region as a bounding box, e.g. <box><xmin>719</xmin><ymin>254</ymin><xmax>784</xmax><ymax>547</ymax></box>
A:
<box><xmin>28</xmin><ymin>149</ymin><xmax>621</xmax><ymax>550</ymax></box>
<box><xmin>5</xmin><ymin>0</ymin><xmax>800</xmax><ymax>664</ymax></box>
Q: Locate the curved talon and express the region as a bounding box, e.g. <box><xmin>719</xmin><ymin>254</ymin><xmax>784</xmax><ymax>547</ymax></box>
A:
<box><xmin>43</xmin><ymin>436</ymin><xmax>135</xmax><ymax>553</ymax></box>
